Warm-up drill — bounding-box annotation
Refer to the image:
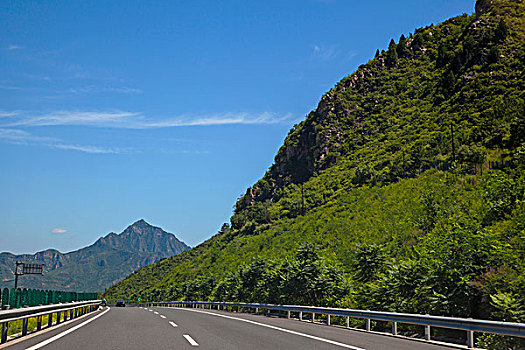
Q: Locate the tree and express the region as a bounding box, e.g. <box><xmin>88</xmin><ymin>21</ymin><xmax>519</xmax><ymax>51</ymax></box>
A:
<box><xmin>219</xmin><ymin>223</ymin><xmax>230</xmax><ymax>235</ymax></box>
<box><xmin>441</xmin><ymin>70</ymin><xmax>456</xmax><ymax>92</ymax></box>
<box><xmin>352</xmin><ymin>244</ymin><xmax>386</xmax><ymax>282</ymax></box>
<box><xmin>396</xmin><ymin>34</ymin><xmax>410</xmax><ymax>58</ymax></box>
<box><xmin>411</xmin><ymin>33</ymin><xmax>424</xmax><ymax>52</ymax></box>
<box><xmin>386</xmin><ymin>39</ymin><xmax>398</xmax><ymax>67</ymax></box>
<box><xmin>494</xmin><ymin>18</ymin><xmax>508</xmax><ymax>42</ymax></box>
<box><xmin>278</xmin><ymin>245</ymin><xmax>347</xmax><ymax>306</ymax></box>
<box><xmin>375</xmin><ymin>49</ymin><xmax>380</xmax><ymax>58</ymax></box>
<box><xmin>436</xmin><ymin>43</ymin><xmax>451</xmax><ymax>67</ymax></box>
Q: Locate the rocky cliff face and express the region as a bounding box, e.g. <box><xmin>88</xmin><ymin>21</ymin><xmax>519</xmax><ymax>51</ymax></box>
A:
<box><xmin>475</xmin><ymin>0</ymin><xmax>493</xmax><ymax>15</ymax></box>
<box><xmin>233</xmin><ymin>0</ymin><xmax>523</xmax><ymax>220</ymax></box>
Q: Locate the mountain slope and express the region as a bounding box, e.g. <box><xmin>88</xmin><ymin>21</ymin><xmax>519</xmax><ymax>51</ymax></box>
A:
<box><xmin>104</xmin><ymin>0</ymin><xmax>524</xmax><ymax>331</ymax></box>
<box><xmin>0</xmin><ymin>220</ymin><xmax>190</xmax><ymax>292</ymax></box>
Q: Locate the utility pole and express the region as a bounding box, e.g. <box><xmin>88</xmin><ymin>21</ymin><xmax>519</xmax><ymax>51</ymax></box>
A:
<box><xmin>14</xmin><ymin>262</ymin><xmax>22</xmax><ymax>289</ymax></box>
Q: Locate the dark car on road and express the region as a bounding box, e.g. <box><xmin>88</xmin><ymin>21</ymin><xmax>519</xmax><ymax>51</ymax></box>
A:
<box><xmin>115</xmin><ymin>299</ymin><xmax>125</xmax><ymax>307</ymax></box>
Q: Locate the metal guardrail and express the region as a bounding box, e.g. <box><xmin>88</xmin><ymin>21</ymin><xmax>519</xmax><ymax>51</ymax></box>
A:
<box><xmin>134</xmin><ymin>301</ymin><xmax>525</xmax><ymax>349</ymax></box>
<box><xmin>0</xmin><ymin>300</ymin><xmax>102</xmax><ymax>344</ymax></box>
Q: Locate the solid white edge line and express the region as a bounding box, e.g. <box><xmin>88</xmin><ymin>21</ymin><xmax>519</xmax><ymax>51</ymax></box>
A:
<box><xmin>181</xmin><ymin>308</ymin><xmax>365</xmax><ymax>350</ymax></box>
<box><xmin>183</xmin><ymin>334</ymin><xmax>199</xmax><ymax>346</ymax></box>
<box><xmin>169</xmin><ymin>321</ymin><xmax>178</xmax><ymax>328</ymax></box>
<box><xmin>25</xmin><ymin>307</ymin><xmax>111</xmax><ymax>350</ymax></box>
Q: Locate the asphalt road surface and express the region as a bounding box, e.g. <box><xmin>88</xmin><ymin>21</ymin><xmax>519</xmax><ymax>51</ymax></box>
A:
<box><xmin>3</xmin><ymin>306</ymin><xmax>460</xmax><ymax>350</ymax></box>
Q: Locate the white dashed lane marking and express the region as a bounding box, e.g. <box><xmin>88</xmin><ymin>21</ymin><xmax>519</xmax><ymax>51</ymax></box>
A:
<box><xmin>169</xmin><ymin>321</ymin><xmax>178</xmax><ymax>327</ymax></box>
<box><xmin>183</xmin><ymin>334</ymin><xmax>199</xmax><ymax>346</ymax></box>
<box><xmin>182</xmin><ymin>308</ymin><xmax>365</xmax><ymax>350</ymax></box>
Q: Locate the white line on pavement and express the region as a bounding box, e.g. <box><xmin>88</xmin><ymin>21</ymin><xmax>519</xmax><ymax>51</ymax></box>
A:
<box><xmin>25</xmin><ymin>307</ymin><xmax>111</xmax><ymax>350</ymax></box>
<box><xmin>169</xmin><ymin>321</ymin><xmax>178</xmax><ymax>328</ymax></box>
<box><xmin>182</xmin><ymin>308</ymin><xmax>365</xmax><ymax>350</ymax></box>
<box><xmin>154</xmin><ymin>311</ymin><xmax>159</xmax><ymax>315</ymax></box>
<box><xmin>160</xmin><ymin>315</ymin><xmax>166</xmax><ymax>319</ymax></box>
<box><xmin>183</xmin><ymin>334</ymin><xmax>199</xmax><ymax>346</ymax></box>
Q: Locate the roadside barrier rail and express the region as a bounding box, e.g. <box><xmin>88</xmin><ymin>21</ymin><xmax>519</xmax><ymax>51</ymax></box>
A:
<box><xmin>0</xmin><ymin>300</ymin><xmax>102</xmax><ymax>344</ymax></box>
<box><xmin>134</xmin><ymin>301</ymin><xmax>525</xmax><ymax>349</ymax></box>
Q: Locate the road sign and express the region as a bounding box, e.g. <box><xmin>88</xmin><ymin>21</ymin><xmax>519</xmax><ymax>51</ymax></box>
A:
<box><xmin>22</xmin><ymin>263</ymin><xmax>44</xmax><ymax>275</ymax></box>
<box><xmin>14</xmin><ymin>262</ymin><xmax>45</xmax><ymax>288</ymax></box>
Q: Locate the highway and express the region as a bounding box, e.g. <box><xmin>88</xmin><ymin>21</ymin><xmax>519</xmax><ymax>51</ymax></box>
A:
<box><xmin>3</xmin><ymin>306</ymin><xmax>459</xmax><ymax>350</ymax></box>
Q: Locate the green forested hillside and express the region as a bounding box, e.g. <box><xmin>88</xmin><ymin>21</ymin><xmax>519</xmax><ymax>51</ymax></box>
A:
<box><xmin>105</xmin><ymin>1</ymin><xmax>524</xmax><ymax>346</ymax></box>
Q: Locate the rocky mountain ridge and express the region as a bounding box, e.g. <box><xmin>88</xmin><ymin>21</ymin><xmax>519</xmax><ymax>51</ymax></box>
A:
<box><xmin>0</xmin><ymin>220</ymin><xmax>189</xmax><ymax>292</ymax></box>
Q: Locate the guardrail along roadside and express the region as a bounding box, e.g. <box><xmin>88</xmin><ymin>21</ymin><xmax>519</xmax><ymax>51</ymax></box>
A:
<box><xmin>0</xmin><ymin>300</ymin><xmax>102</xmax><ymax>344</ymax></box>
<box><xmin>134</xmin><ymin>301</ymin><xmax>525</xmax><ymax>349</ymax></box>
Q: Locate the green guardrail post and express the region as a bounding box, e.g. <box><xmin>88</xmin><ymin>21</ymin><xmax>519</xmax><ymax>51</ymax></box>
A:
<box><xmin>1</xmin><ymin>288</ymin><xmax>8</xmax><ymax>310</ymax></box>
<box><xmin>15</xmin><ymin>289</ymin><xmax>21</xmax><ymax>309</ymax></box>
<box><xmin>21</xmin><ymin>288</ymin><xmax>28</xmax><ymax>307</ymax></box>
<box><xmin>29</xmin><ymin>289</ymin><xmax>36</xmax><ymax>306</ymax></box>
<box><xmin>9</xmin><ymin>288</ymin><xmax>15</xmax><ymax>309</ymax></box>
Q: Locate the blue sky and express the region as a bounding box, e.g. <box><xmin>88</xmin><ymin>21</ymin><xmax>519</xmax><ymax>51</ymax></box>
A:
<box><xmin>0</xmin><ymin>0</ymin><xmax>474</xmax><ymax>254</ymax></box>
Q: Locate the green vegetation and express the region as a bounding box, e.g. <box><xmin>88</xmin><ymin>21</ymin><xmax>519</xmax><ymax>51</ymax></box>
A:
<box><xmin>7</xmin><ymin>313</ymin><xmax>57</xmax><ymax>337</ymax></box>
<box><xmin>105</xmin><ymin>1</ymin><xmax>524</xmax><ymax>348</ymax></box>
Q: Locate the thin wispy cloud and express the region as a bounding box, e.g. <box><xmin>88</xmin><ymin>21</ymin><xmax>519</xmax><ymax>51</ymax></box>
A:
<box><xmin>21</xmin><ymin>73</ymin><xmax>52</xmax><ymax>81</ymax></box>
<box><xmin>7</xmin><ymin>44</ymin><xmax>23</xmax><ymax>51</ymax></box>
<box><xmin>51</xmin><ymin>228</ymin><xmax>67</xmax><ymax>234</ymax></box>
<box><xmin>312</xmin><ymin>45</ymin><xmax>358</xmax><ymax>62</ymax></box>
<box><xmin>0</xmin><ymin>110</ymin><xmax>292</xmax><ymax>155</ymax></box>
<box><xmin>0</xmin><ymin>128</ymin><xmax>56</xmax><ymax>144</ymax></box>
<box><xmin>6</xmin><ymin>110</ymin><xmax>140</xmax><ymax>127</ymax></box>
<box><xmin>346</xmin><ymin>50</ymin><xmax>359</xmax><ymax>60</ymax></box>
<box><xmin>141</xmin><ymin>112</ymin><xmax>293</xmax><ymax>128</ymax></box>
<box><xmin>2</xmin><ymin>110</ymin><xmax>293</xmax><ymax>129</ymax></box>
<box><xmin>0</xmin><ymin>85</ymin><xmax>22</xmax><ymax>90</ymax></box>
<box><xmin>0</xmin><ymin>127</ymin><xmax>130</xmax><ymax>154</ymax></box>
<box><xmin>68</xmin><ymin>85</ymin><xmax>143</xmax><ymax>95</ymax></box>
<box><xmin>0</xmin><ymin>111</ymin><xmax>19</xmax><ymax>118</ymax></box>
<box><xmin>50</xmin><ymin>144</ymin><xmax>133</xmax><ymax>154</ymax></box>
<box><xmin>159</xmin><ymin>148</ymin><xmax>211</xmax><ymax>155</ymax></box>
<box><xmin>312</xmin><ymin>45</ymin><xmax>340</xmax><ymax>61</ymax></box>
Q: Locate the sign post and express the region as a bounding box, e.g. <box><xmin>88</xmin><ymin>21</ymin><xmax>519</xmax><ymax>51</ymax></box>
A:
<box><xmin>14</xmin><ymin>262</ymin><xmax>44</xmax><ymax>289</ymax></box>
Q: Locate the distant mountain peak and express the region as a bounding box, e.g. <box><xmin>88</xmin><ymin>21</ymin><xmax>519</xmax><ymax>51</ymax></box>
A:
<box><xmin>131</xmin><ymin>219</ymin><xmax>149</xmax><ymax>227</ymax></box>
<box><xmin>0</xmin><ymin>220</ymin><xmax>190</xmax><ymax>292</ymax></box>
<box><xmin>125</xmin><ymin>219</ymin><xmax>162</xmax><ymax>236</ymax></box>
<box><xmin>95</xmin><ymin>220</ymin><xmax>190</xmax><ymax>254</ymax></box>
